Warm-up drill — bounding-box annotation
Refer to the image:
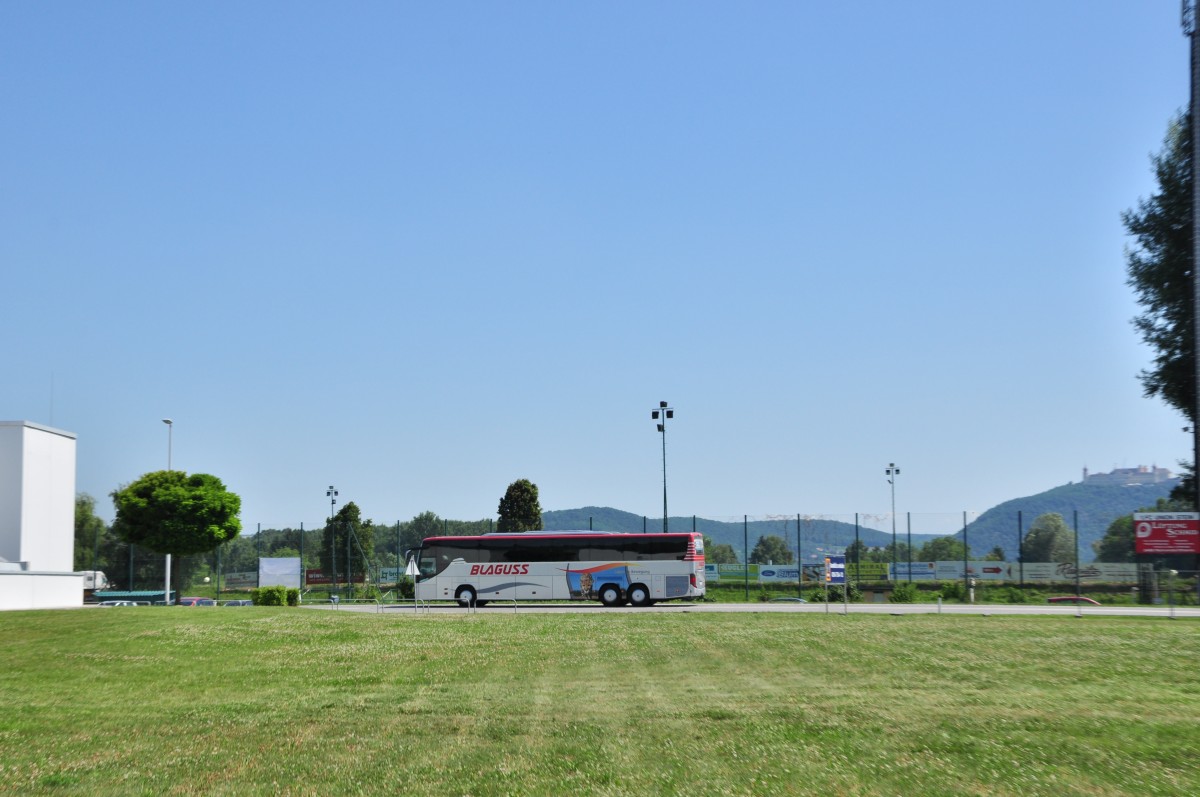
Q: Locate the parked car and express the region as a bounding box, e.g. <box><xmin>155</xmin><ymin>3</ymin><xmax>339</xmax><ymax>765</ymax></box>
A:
<box><xmin>223</xmin><ymin>599</ymin><xmax>254</xmax><ymax>606</ymax></box>
<box><xmin>1047</xmin><ymin>595</ymin><xmax>1101</xmax><ymax>606</ymax></box>
<box><xmin>177</xmin><ymin>597</ymin><xmax>216</xmax><ymax>606</ymax></box>
<box><xmin>97</xmin><ymin>600</ymin><xmax>138</xmax><ymax>607</ymax></box>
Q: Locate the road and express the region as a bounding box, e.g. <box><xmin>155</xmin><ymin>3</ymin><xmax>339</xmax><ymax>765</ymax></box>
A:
<box><xmin>306</xmin><ymin>599</ymin><xmax>1200</xmax><ymax>619</ymax></box>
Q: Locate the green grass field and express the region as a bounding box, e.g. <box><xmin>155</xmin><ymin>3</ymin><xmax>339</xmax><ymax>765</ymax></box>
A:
<box><xmin>2</xmin><ymin>608</ymin><xmax>1197</xmax><ymax>796</ymax></box>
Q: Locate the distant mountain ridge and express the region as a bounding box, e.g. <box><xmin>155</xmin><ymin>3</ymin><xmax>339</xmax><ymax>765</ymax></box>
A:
<box><xmin>543</xmin><ymin>478</ymin><xmax>1180</xmax><ymax>563</ymax></box>
<box><xmin>540</xmin><ymin>507</ymin><xmax>898</xmax><ymax>559</ymax></box>
<box><xmin>960</xmin><ymin>480</ymin><xmax>1179</xmax><ymax>562</ymax></box>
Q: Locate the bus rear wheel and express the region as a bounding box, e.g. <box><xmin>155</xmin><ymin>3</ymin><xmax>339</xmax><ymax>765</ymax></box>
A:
<box><xmin>628</xmin><ymin>584</ymin><xmax>652</xmax><ymax>607</ymax></box>
<box><xmin>456</xmin><ymin>586</ymin><xmax>478</xmax><ymax>608</ymax></box>
<box><xmin>599</xmin><ymin>584</ymin><xmax>624</xmax><ymax>607</ymax></box>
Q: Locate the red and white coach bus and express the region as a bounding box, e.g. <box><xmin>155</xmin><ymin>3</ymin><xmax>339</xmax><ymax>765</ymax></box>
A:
<box><xmin>407</xmin><ymin>531</ymin><xmax>705</xmax><ymax>607</ymax></box>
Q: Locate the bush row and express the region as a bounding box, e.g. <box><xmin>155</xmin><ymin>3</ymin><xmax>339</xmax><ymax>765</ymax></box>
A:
<box><xmin>249</xmin><ymin>586</ymin><xmax>300</xmax><ymax>606</ymax></box>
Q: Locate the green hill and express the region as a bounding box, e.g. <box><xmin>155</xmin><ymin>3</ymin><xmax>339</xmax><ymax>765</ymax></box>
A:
<box><xmin>541</xmin><ymin>507</ymin><xmax>898</xmax><ymax>560</ymax></box>
<box><xmin>960</xmin><ymin>480</ymin><xmax>1179</xmax><ymax>562</ymax></box>
<box><xmin>543</xmin><ymin>478</ymin><xmax>1180</xmax><ymax>564</ymax></box>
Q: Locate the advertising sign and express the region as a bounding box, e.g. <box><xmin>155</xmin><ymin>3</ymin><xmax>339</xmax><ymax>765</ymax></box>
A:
<box><xmin>824</xmin><ymin>555</ymin><xmax>845</xmax><ymax>585</ymax></box>
<box><xmin>932</xmin><ymin>561</ymin><xmax>1014</xmax><ymax>581</ymax></box>
<box><xmin>757</xmin><ymin>567</ymin><xmax>800</xmax><ymax>583</ymax></box>
<box><xmin>259</xmin><ymin>557</ymin><xmax>301</xmax><ymax>589</ymax></box>
<box><xmin>1133</xmin><ymin>512</ymin><xmax>1200</xmax><ymax>554</ymax></box>
<box><xmin>891</xmin><ymin>562</ymin><xmax>938</xmax><ymax>581</ymax></box>
<box><xmin>717</xmin><ymin>564</ymin><xmax>760</xmax><ymax>580</ymax></box>
<box><xmin>1019</xmin><ymin>562</ymin><xmax>1139</xmax><ymax>583</ymax></box>
<box><xmin>846</xmin><ymin>562</ymin><xmax>889</xmax><ymax>580</ymax></box>
<box><xmin>223</xmin><ymin>571</ymin><xmax>257</xmax><ymax>588</ymax></box>
<box><xmin>305</xmin><ymin>569</ymin><xmax>365</xmax><ymax>585</ymax></box>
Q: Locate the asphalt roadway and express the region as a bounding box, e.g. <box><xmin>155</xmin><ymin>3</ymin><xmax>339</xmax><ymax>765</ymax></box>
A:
<box><xmin>306</xmin><ymin>599</ymin><xmax>1200</xmax><ymax>619</ymax></box>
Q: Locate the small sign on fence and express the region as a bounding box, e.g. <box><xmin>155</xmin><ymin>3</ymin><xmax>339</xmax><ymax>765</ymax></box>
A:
<box><xmin>824</xmin><ymin>555</ymin><xmax>846</xmax><ymax>585</ymax></box>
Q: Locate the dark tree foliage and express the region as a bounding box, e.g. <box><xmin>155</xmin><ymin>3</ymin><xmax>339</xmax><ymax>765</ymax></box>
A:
<box><xmin>1093</xmin><ymin>497</ymin><xmax>1192</xmax><ymax>563</ymax></box>
<box><xmin>749</xmin><ymin>534</ymin><xmax>794</xmax><ymax>565</ymax></box>
<box><xmin>321</xmin><ymin>502</ymin><xmax>375</xmax><ymax>586</ymax></box>
<box><xmin>111</xmin><ymin>471</ymin><xmax>242</xmax><ymax>556</ymax></box>
<box><xmin>111</xmin><ymin>471</ymin><xmax>241</xmax><ymax>594</ymax></box>
<box><xmin>703</xmin><ymin>535</ymin><xmax>739</xmax><ymax>564</ymax></box>
<box><xmin>497</xmin><ymin>479</ymin><xmax>543</xmax><ymax>532</ymax></box>
<box><xmin>73</xmin><ymin>493</ymin><xmax>109</xmax><ymax>572</ymax></box>
<box><xmin>916</xmin><ymin>536</ymin><xmax>969</xmax><ymax>562</ymax></box>
<box><xmin>1022</xmin><ymin>513</ymin><xmax>1076</xmax><ymax>564</ymax></box>
<box><xmin>1125</xmin><ymin>112</ymin><xmax>1193</xmax><ymax>422</ymax></box>
<box><xmin>1093</xmin><ymin>514</ymin><xmax>1136</xmax><ymax>564</ymax></box>
<box><xmin>843</xmin><ymin>539</ymin><xmax>870</xmax><ymax>564</ymax></box>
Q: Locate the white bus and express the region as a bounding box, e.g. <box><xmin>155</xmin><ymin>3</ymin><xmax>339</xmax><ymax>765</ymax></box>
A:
<box><xmin>408</xmin><ymin>531</ymin><xmax>706</xmax><ymax>607</ymax></box>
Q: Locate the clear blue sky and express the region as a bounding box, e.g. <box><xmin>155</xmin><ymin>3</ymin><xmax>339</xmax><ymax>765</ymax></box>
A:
<box><xmin>1</xmin><ymin>2</ymin><xmax>1190</xmax><ymax>534</ymax></box>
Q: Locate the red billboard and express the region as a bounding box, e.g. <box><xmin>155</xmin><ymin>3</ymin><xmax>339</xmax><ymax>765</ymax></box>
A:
<box><xmin>1133</xmin><ymin>513</ymin><xmax>1200</xmax><ymax>554</ymax></box>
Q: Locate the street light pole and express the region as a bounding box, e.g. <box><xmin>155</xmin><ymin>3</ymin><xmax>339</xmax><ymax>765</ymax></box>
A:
<box><xmin>885</xmin><ymin>463</ymin><xmax>900</xmax><ymax>582</ymax></box>
<box><xmin>162</xmin><ymin>418</ymin><xmax>174</xmax><ymax>606</ymax></box>
<box><xmin>651</xmin><ymin>401</ymin><xmax>674</xmax><ymax>533</ymax></box>
<box><xmin>162</xmin><ymin>419</ymin><xmax>173</xmax><ymax>471</ymax></box>
<box><xmin>327</xmin><ymin>486</ymin><xmax>338</xmax><ymax>598</ymax></box>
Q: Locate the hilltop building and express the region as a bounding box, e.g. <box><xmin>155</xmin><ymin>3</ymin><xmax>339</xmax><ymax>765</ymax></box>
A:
<box><xmin>1082</xmin><ymin>465</ymin><xmax>1175</xmax><ymax>486</ymax></box>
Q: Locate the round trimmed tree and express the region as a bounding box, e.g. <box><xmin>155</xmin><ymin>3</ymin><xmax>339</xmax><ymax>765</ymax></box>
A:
<box><xmin>111</xmin><ymin>470</ymin><xmax>242</xmax><ymax>593</ymax></box>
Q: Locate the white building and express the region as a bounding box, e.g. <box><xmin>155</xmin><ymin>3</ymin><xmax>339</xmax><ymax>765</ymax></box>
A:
<box><xmin>0</xmin><ymin>421</ymin><xmax>82</xmax><ymax>610</ymax></box>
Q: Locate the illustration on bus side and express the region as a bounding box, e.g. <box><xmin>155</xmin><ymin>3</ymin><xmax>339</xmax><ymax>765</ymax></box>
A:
<box><xmin>565</xmin><ymin>565</ymin><xmax>631</xmax><ymax>600</ymax></box>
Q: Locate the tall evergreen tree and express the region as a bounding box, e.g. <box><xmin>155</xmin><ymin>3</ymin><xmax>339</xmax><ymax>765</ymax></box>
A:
<box><xmin>497</xmin><ymin>479</ymin><xmax>543</xmax><ymax>532</ymax></box>
<box><xmin>1125</xmin><ymin>111</ymin><xmax>1193</xmax><ymax>422</ymax></box>
<box><xmin>321</xmin><ymin>502</ymin><xmax>374</xmax><ymax>586</ymax></box>
<box><xmin>1124</xmin><ymin>111</ymin><xmax>1194</xmax><ymax>505</ymax></box>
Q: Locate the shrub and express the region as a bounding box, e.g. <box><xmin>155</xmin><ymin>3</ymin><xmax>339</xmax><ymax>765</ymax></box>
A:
<box><xmin>889</xmin><ymin>582</ymin><xmax>919</xmax><ymax>603</ymax></box>
<box><xmin>286</xmin><ymin>588</ymin><xmax>300</xmax><ymax>606</ymax></box>
<box><xmin>806</xmin><ymin>584</ymin><xmax>862</xmax><ymax>603</ymax></box>
<box><xmin>991</xmin><ymin>586</ymin><xmax>1028</xmax><ymax>604</ymax></box>
<box><xmin>354</xmin><ymin>584</ymin><xmax>382</xmax><ymax>601</ymax></box>
<box><xmin>939</xmin><ymin>581</ymin><xmax>967</xmax><ymax>602</ymax></box>
<box><xmin>251</xmin><ymin>585</ymin><xmax>288</xmax><ymax>606</ymax></box>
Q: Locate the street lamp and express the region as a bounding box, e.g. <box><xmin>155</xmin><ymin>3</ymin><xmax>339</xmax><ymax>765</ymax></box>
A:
<box><xmin>885</xmin><ymin>463</ymin><xmax>900</xmax><ymax>581</ymax></box>
<box><xmin>161</xmin><ymin>418</ymin><xmax>174</xmax><ymax>606</ymax></box>
<box><xmin>651</xmin><ymin>401</ymin><xmax>674</xmax><ymax>533</ymax></box>
<box><xmin>162</xmin><ymin>419</ymin><xmax>173</xmax><ymax>471</ymax></box>
<box><xmin>327</xmin><ymin>486</ymin><xmax>338</xmax><ymax>597</ymax></box>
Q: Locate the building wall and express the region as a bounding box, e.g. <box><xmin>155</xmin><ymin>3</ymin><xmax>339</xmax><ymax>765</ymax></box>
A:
<box><xmin>0</xmin><ymin>571</ymin><xmax>83</xmax><ymax>611</ymax></box>
<box><xmin>0</xmin><ymin>422</ymin><xmax>77</xmax><ymax>571</ymax></box>
<box><xmin>0</xmin><ymin>424</ymin><xmax>27</xmax><ymax>565</ymax></box>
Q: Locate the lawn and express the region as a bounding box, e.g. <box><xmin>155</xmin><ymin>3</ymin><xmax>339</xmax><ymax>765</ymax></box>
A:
<box><xmin>1</xmin><ymin>608</ymin><xmax>1197</xmax><ymax>796</ymax></box>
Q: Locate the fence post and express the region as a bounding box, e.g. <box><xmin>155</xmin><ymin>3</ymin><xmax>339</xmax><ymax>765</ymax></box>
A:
<box><xmin>744</xmin><ymin>515</ymin><xmax>749</xmax><ymax>601</ymax></box>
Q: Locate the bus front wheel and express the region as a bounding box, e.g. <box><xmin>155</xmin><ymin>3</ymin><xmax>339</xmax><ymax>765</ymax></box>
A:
<box><xmin>628</xmin><ymin>584</ymin><xmax>652</xmax><ymax>607</ymax></box>
<box><xmin>456</xmin><ymin>586</ymin><xmax>478</xmax><ymax>608</ymax></box>
<box><xmin>599</xmin><ymin>584</ymin><xmax>624</xmax><ymax>607</ymax></box>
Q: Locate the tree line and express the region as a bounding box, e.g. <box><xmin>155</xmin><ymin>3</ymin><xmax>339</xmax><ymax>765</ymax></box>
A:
<box><xmin>76</xmin><ymin>469</ymin><xmax>1190</xmax><ymax>592</ymax></box>
<box><xmin>75</xmin><ymin>477</ymin><xmax>545</xmax><ymax>591</ymax></box>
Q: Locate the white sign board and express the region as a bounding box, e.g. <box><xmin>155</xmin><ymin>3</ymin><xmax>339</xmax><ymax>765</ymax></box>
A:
<box><xmin>259</xmin><ymin>557</ymin><xmax>302</xmax><ymax>589</ymax></box>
